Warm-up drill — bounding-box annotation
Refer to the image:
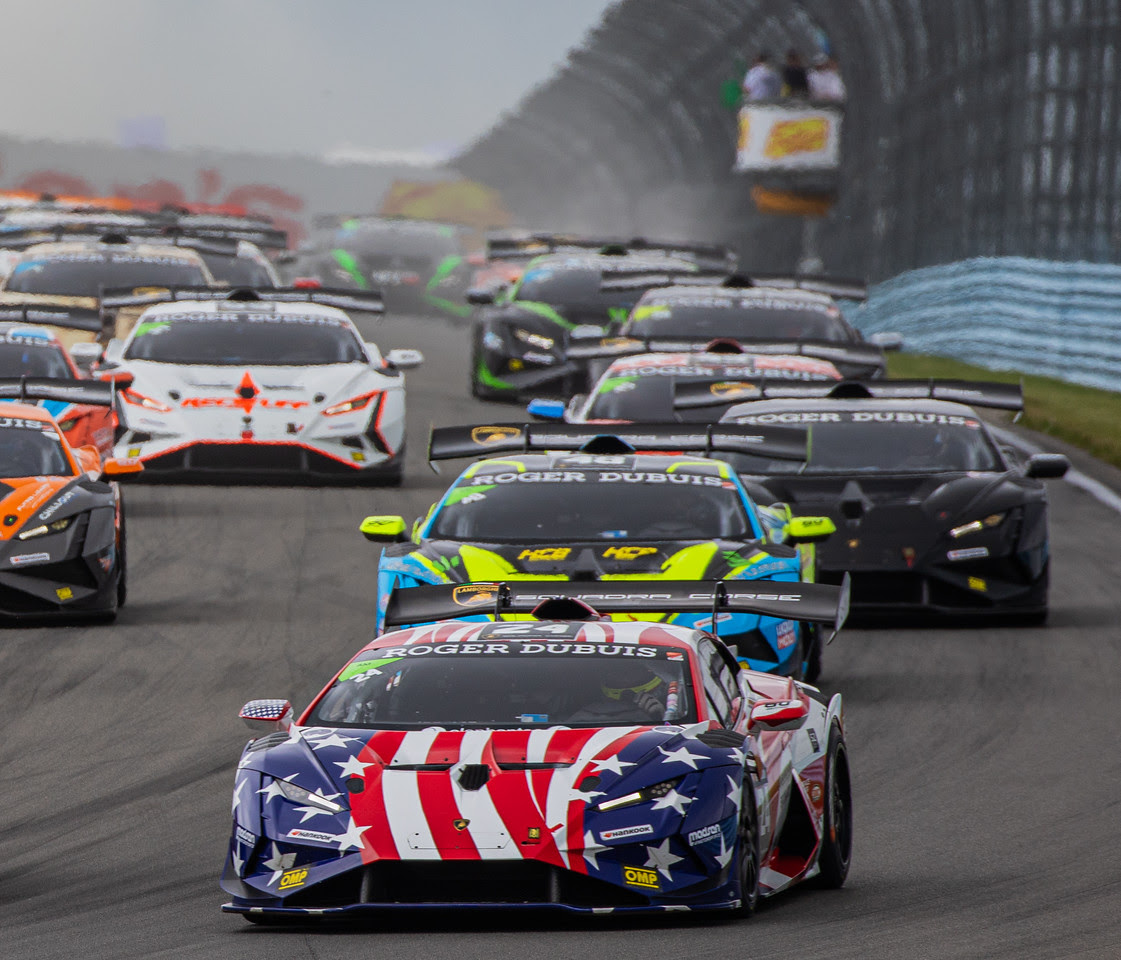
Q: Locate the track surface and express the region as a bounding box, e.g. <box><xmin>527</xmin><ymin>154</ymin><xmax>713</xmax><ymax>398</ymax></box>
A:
<box><xmin>1</xmin><ymin>313</ymin><xmax>1117</xmax><ymax>959</ymax></box>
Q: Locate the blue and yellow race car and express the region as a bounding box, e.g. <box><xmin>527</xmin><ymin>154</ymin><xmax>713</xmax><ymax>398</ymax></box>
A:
<box><xmin>360</xmin><ymin>422</ymin><xmax>837</xmax><ymax>680</ymax></box>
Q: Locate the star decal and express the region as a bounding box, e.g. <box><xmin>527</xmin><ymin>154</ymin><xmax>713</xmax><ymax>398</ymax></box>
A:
<box><xmin>650</xmin><ymin>787</ymin><xmax>692</xmax><ymax>816</ymax></box>
<box><xmin>293</xmin><ymin>793</ymin><xmax>343</xmax><ymax>822</ymax></box>
<box><xmin>714</xmin><ymin>836</ymin><xmax>735</xmax><ymax>869</ymax></box>
<box><xmin>231</xmin><ymin>847</ymin><xmax>246</xmax><ymax>877</ymax></box>
<box><xmin>262</xmin><ymin>842</ymin><xmax>296</xmax><ymax>885</ymax></box>
<box><xmin>582</xmin><ymin>829</ymin><xmax>603</xmax><ymax>871</ymax></box>
<box><xmin>231</xmin><ymin>776</ymin><xmax>250</xmax><ymax>814</ymax></box>
<box><xmin>591</xmin><ymin>754</ymin><xmax>634</xmax><ymax>777</ymax></box>
<box><xmin>643</xmin><ymin>838</ymin><xmax>684</xmax><ymax>880</ymax></box>
<box><xmin>335</xmin><ymin>755</ymin><xmax>374</xmax><ymax>779</ymax></box>
<box><xmin>257</xmin><ymin>778</ymin><xmax>288</xmax><ymax>802</ymax></box>
<box><xmin>308</xmin><ymin>733</ymin><xmax>358</xmax><ymax>751</ymax></box>
<box><xmin>726</xmin><ymin>774</ymin><xmax>742</xmax><ymax>808</ymax></box>
<box><xmin>658</xmin><ymin>744</ymin><xmax>706</xmax><ymax>770</ymax></box>
<box><xmin>334</xmin><ymin>817</ymin><xmax>370</xmax><ymax>853</ymax></box>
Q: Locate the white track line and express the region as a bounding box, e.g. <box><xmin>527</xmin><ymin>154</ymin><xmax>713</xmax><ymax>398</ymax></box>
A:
<box><xmin>989</xmin><ymin>425</ymin><xmax>1121</xmax><ymax>516</ymax></box>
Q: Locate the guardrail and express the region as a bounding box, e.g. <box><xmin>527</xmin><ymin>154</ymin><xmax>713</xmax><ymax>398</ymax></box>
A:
<box><xmin>846</xmin><ymin>258</ymin><xmax>1121</xmax><ymax>392</ymax></box>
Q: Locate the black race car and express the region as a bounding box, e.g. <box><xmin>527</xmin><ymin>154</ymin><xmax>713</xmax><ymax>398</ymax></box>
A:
<box><xmin>467</xmin><ymin>236</ymin><xmax>736</xmax><ymax>401</ymax></box>
<box><xmin>567</xmin><ymin>274</ymin><xmax>901</xmax><ymax>381</ymax></box>
<box><xmin>719</xmin><ymin>380</ymin><xmax>1069</xmax><ymax>621</ymax></box>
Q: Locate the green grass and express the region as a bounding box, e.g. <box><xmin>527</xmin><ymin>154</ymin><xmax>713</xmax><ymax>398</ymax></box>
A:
<box><xmin>888</xmin><ymin>352</ymin><xmax>1121</xmax><ymax>468</ymax></box>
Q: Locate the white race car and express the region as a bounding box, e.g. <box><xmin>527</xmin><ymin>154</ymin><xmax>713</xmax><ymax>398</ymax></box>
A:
<box><xmin>100</xmin><ymin>288</ymin><xmax>421</xmax><ymax>484</ymax></box>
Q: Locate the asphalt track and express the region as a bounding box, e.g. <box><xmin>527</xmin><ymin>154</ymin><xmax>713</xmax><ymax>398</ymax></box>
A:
<box><xmin>1</xmin><ymin>311</ymin><xmax>1118</xmax><ymax>960</ymax></box>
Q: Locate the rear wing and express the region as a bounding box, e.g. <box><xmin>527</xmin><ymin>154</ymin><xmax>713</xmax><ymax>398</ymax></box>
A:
<box><xmin>0</xmin><ymin>227</ymin><xmax>244</xmax><ymax>258</ymax></box>
<box><xmin>98</xmin><ymin>285</ymin><xmax>384</xmax><ymax>315</ymax></box>
<box><xmin>384</xmin><ymin>578</ymin><xmax>850</xmax><ymax>636</ymax></box>
<box><xmin>567</xmin><ymin>336</ymin><xmax>885</xmax><ymax>370</ymax></box>
<box><xmin>428</xmin><ymin>421</ymin><xmax>808</xmax><ymax>464</ymax></box>
<box><xmin>601</xmin><ymin>271</ymin><xmax>866</xmax><ymax>300</ymax></box>
<box><xmin>485</xmin><ymin>233</ymin><xmax>737</xmax><ymax>271</ymax></box>
<box><xmin>167</xmin><ymin>219</ymin><xmax>288</xmax><ymax>250</ymax></box>
<box><xmin>0</xmin><ymin>302</ymin><xmax>102</xmax><ymax>333</ymax></box>
<box><xmin>0</xmin><ymin>376</ymin><xmax>115</xmax><ymax>407</ymax></box>
<box><xmin>716</xmin><ymin>379</ymin><xmax>1023</xmax><ymax>413</ymax></box>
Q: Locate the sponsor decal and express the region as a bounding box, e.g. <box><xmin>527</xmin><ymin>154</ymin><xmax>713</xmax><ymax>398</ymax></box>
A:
<box><xmin>603</xmin><ymin>546</ymin><xmax>658</xmax><ymax>560</ymax></box>
<box><xmin>710</xmin><ymin>381</ymin><xmax>760</xmax><ymax>398</ymax></box>
<box><xmin>278</xmin><ymin>867</ymin><xmax>308</xmax><ymax>890</ymax></box>
<box><xmin>518</xmin><ymin>547</ymin><xmax>571</xmax><ymax>562</ymax></box>
<box><xmin>0</xmin><ymin>417</ymin><xmax>53</xmax><ymax>431</ymax></box>
<box><xmin>236</xmin><ymin>826</ymin><xmax>257</xmax><ymax>846</ymax></box>
<box><xmin>967</xmin><ymin>576</ymin><xmax>988</xmax><ymax>592</ymax></box>
<box><xmin>453</xmin><ymin>818</ymin><xmax>470</xmax><ymax>831</ymax></box>
<box><xmin>687</xmin><ymin>824</ymin><xmax>722</xmax><ymax>846</ymax></box>
<box><xmin>10</xmin><ymin>552</ymin><xmax>50</xmax><ymax>566</ymax></box>
<box><xmin>452</xmin><ymin>583</ymin><xmax>499</xmax><ymax>607</ymax></box>
<box><xmin>947</xmin><ymin>547</ymin><xmax>989</xmax><ymax>561</ymax></box>
<box><xmin>285</xmin><ymin>829</ymin><xmax>334</xmax><ymax>843</ymax></box>
<box><xmin>471</xmin><ymin>425</ymin><xmax>521</xmax><ymax>445</ymax></box>
<box><xmin>807</xmin><ymin>781</ymin><xmax>824</xmax><ymax>804</ymax></box>
<box><xmin>807</xmin><ymin>728</ymin><xmax>819</xmax><ymax>752</ymax></box>
<box><xmin>377</xmin><ymin>642</ymin><xmax>662</xmax><ymax>659</ymax></box>
<box><xmin>765</xmin><ymin>117</ymin><xmax>829</xmax><ymax>158</ymax></box>
<box><xmin>666</xmin><ymin>650</ymin><xmax>684</xmax><ymax>661</ymax></box>
<box><xmin>622</xmin><ymin>866</ymin><xmax>660</xmax><ymax>891</ymax></box>
<box><xmin>55</xmin><ymin>587</ymin><xmax>73</xmax><ymax>601</ymax></box>
<box><xmin>39</xmin><ymin>489</ymin><xmax>78</xmax><ymax>521</ymax></box>
<box><xmin>180</xmin><ymin>397</ymin><xmax>308</xmax><ymax>409</ymax></box>
<box><xmin>776</xmin><ymin>620</ymin><xmax>797</xmax><ymax>650</ymax></box>
<box><xmin>600</xmin><ymin>824</ymin><xmax>654</xmax><ymax>842</ymax></box>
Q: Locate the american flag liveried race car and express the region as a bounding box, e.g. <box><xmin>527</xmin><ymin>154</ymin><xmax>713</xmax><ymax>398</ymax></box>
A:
<box><xmin>0</xmin><ymin>378</ymin><xmax>139</xmax><ymax>619</ymax></box>
<box><xmin>362</xmin><ymin>422</ymin><xmax>837</xmax><ymax>679</ymax></box>
<box><xmin>221</xmin><ymin>580</ymin><xmax>851</xmax><ymax>920</ymax></box>
<box><xmin>98</xmin><ymin>287</ymin><xmax>423</xmax><ymax>483</ymax></box>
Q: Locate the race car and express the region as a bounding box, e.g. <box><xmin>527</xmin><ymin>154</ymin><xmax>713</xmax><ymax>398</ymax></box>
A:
<box><xmin>720</xmin><ymin>380</ymin><xmax>1070</xmax><ymax>620</ymax></box>
<box><xmin>99</xmin><ymin>287</ymin><xmax>421</xmax><ymax>484</ymax></box>
<box><xmin>221</xmin><ymin>579</ymin><xmax>851</xmax><ymax>920</ymax></box>
<box><xmin>530</xmin><ymin>347</ymin><xmax>842</xmax><ymax>423</ymax></box>
<box><xmin>569</xmin><ymin>274</ymin><xmax>901</xmax><ymax>381</ymax></box>
<box><xmin>467</xmin><ymin>237</ymin><xmax>737</xmax><ymax>401</ymax></box>
<box><xmin>284</xmin><ymin>216</ymin><xmax>473</xmax><ymax>317</ymax></box>
<box><xmin>361</xmin><ymin>422</ymin><xmax>836</xmax><ymax>678</ymax></box>
<box><xmin>0</xmin><ymin>378</ymin><xmax>139</xmax><ymax>619</ymax></box>
<box><xmin>0</xmin><ymin>234</ymin><xmax>215</xmax><ymax>342</ymax></box>
<box><xmin>0</xmin><ymin>319</ymin><xmax>115</xmax><ymax>454</ymax></box>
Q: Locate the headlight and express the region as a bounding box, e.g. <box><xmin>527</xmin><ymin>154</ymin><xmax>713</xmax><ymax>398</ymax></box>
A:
<box><xmin>514</xmin><ymin>328</ymin><xmax>555</xmax><ymax>351</ymax></box>
<box><xmin>275</xmin><ymin>779</ymin><xmax>346</xmax><ymax>814</ymax></box>
<box><xmin>596</xmin><ymin>777</ymin><xmax>681</xmax><ymax>813</ymax></box>
<box><xmin>949</xmin><ymin>513</ymin><xmax>1005</xmax><ymax>538</ymax></box>
<box><xmin>18</xmin><ymin>517</ymin><xmax>73</xmax><ymax>540</ymax></box>
<box><xmin>323</xmin><ymin>391</ymin><xmax>380</xmax><ymax>416</ymax></box>
<box><xmin>56</xmin><ymin>418</ymin><xmax>78</xmax><ymax>432</ymax></box>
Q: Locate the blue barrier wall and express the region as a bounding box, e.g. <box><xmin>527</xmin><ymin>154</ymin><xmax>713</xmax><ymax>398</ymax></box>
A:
<box><xmin>846</xmin><ymin>258</ymin><xmax>1121</xmax><ymax>392</ymax></box>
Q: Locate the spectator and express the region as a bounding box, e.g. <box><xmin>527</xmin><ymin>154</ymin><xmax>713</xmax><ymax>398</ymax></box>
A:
<box><xmin>782</xmin><ymin>49</ymin><xmax>810</xmax><ymax>98</ymax></box>
<box><xmin>808</xmin><ymin>53</ymin><xmax>847</xmax><ymax>102</ymax></box>
<box><xmin>742</xmin><ymin>52</ymin><xmax>781</xmax><ymax>101</ymax></box>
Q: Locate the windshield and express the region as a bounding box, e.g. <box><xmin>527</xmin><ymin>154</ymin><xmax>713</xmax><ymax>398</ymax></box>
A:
<box><xmin>124</xmin><ymin>314</ymin><xmax>367</xmax><ymax>365</ymax></box>
<box><xmin>0</xmin><ymin>341</ymin><xmax>72</xmax><ymax>379</ymax></box>
<box><xmin>724</xmin><ymin>412</ymin><xmax>1003</xmax><ymax>474</ymax></box>
<box><xmin>515</xmin><ymin>265</ymin><xmax>643</xmax><ymax>318</ymax></box>
<box><xmin>5</xmin><ymin>255</ymin><xmax>209</xmax><ymax>297</ymax></box>
<box><xmin>430</xmin><ymin>469</ymin><xmax>753</xmax><ymax>541</ymax></box>
<box><xmin>0</xmin><ymin>421</ymin><xmax>71</xmax><ymax>475</ymax></box>
<box><xmin>624</xmin><ymin>299</ymin><xmax>850</xmax><ymax>341</ymax></box>
<box><xmin>307</xmin><ymin>647</ymin><xmax>697</xmax><ymax>729</ymax></box>
<box><xmin>343</xmin><ymin>226</ymin><xmax>461</xmax><ymax>259</ymax></box>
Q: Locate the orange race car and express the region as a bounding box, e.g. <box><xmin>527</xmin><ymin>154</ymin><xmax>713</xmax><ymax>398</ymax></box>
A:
<box><xmin>0</xmin><ymin>379</ymin><xmax>139</xmax><ymax>619</ymax></box>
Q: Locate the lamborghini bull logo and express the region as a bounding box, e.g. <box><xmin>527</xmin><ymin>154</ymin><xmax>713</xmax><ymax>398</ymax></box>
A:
<box><xmin>452</xmin><ymin>583</ymin><xmax>500</xmax><ymax>607</ymax></box>
<box><xmin>471</xmin><ymin>425</ymin><xmax>521</xmax><ymax>445</ymax></box>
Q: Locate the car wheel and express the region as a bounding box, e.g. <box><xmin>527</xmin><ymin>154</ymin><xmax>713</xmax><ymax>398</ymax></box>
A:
<box><xmin>733</xmin><ymin>785</ymin><xmax>760</xmax><ymax>917</ymax></box>
<box><xmin>816</xmin><ymin>722</ymin><xmax>852</xmax><ymax>888</ymax></box>
<box><xmin>116</xmin><ymin>506</ymin><xmax>128</xmax><ymax>608</ymax></box>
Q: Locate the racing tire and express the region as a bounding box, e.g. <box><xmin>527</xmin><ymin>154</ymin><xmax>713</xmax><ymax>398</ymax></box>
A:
<box><xmin>815</xmin><ymin>722</ymin><xmax>852</xmax><ymax>888</ymax></box>
<box><xmin>733</xmin><ymin>785</ymin><xmax>761</xmax><ymax>917</ymax></box>
<box><xmin>116</xmin><ymin>506</ymin><xmax>128</xmax><ymax>608</ymax></box>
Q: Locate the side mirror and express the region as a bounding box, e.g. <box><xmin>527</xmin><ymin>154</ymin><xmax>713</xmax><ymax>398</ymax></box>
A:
<box><xmin>527</xmin><ymin>398</ymin><xmax>566</xmax><ymax>421</ymax></box>
<box><xmin>70</xmin><ymin>341</ymin><xmax>102</xmax><ymax>371</ymax></box>
<box><xmin>239</xmin><ymin>698</ymin><xmax>293</xmax><ymax>734</ymax></box>
<box><xmin>102</xmin><ymin>339</ymin><xmax>125</xmax><ymax>364</ymax></box>
<box><xmin>784</xmin><ymin>515</ymin><xmax>836</xmax><ymax>544</ymax></box>
<box><xmin>1025</xmin><ymin>453</ymin><xmax>1069</xmax><ymax>479</ymax></box>
<box><xmin>102</xmin><ymin>457</ymin><xmax>144</xmax><ymax>477</ymax></box>
<box><xmin>360</xmin><ymin>515</ymin><xmax>410</xmax><ymax>542</ymax></box>
<box><xmin>868</xmin><ymin>331</ymin><xmax>904</xmax><ymax>351</ymax></box>
<box><xmin>748</xmin><ymin>697</ymin><xmax>809</xmax><ymax>732</ymax></box>
<box><xmin>385</xmin><ymin>348</ymin><xmax>424</xmax><ymax>370</ymax></box>
<box><xmin>465</xmin><ymin>287</ymin><xmax>496</xmax><ymax>305</ymax></box>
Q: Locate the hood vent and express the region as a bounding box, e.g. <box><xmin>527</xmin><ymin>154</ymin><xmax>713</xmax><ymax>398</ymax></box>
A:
<box><xmin>245</xmin><ymin>732</ymin><xmax>289</xmax><ymax>753</ymax></box>
<box><xmin>457</xmin><ymin>764</ymin><xmax>491</xmax><ymax>791</ymax></box>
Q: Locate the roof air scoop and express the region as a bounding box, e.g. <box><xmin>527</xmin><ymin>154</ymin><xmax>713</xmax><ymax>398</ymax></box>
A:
<box><xmin>704</xmin><ymin>338</ymin><xmax>746</xmax><ymax>354</ymax></box>
<box><xmin>531</xmin><ymin>597</ymin><xmax>603</xmax><ymax>620</ymax></box>
<box><xmin>579</xmin><ymin>435</ymin><xmax>636</xmax><ymax>454</ymax></box>
<box><xmin>99</xmin><ymin>232</ymin><xmax>130</xmax><ymax>245</ymax></box>
<box><xmin>827</xmin><ymin>381</ymin><xmax>876</xmax><ymax>399</ymax></box>
<box><xmin>840</xmin><ymin>480</ymin><xmax>870</xmax><ymax>521</ymax></box>
<box><xmin>225</xmin><ymin>288</ymin><xmax>264</xmax><ymax>301</ymax></box>
<box><xmin>721</xmin><ymin>274</ymin><xmax>756</xmax><ymax>288</ymax></box>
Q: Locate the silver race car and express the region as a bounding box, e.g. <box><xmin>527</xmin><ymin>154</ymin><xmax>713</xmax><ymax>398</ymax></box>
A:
<box><xmin>99</xmin><ymin>287</ymin><xmax>422</xmax><ymax>484</ymax></box>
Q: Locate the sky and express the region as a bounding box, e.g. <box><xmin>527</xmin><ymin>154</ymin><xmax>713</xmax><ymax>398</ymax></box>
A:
<box><xmin>0</xmin><ymin>0</ymin><xmax>616</xmax><ymax>161</ymax></box>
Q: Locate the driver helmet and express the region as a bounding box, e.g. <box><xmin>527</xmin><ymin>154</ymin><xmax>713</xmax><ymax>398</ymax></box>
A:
<box><xmin>600</xmin><ymin>661</ymin><xmax>664</xmax><ymax>701</ymax></box>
